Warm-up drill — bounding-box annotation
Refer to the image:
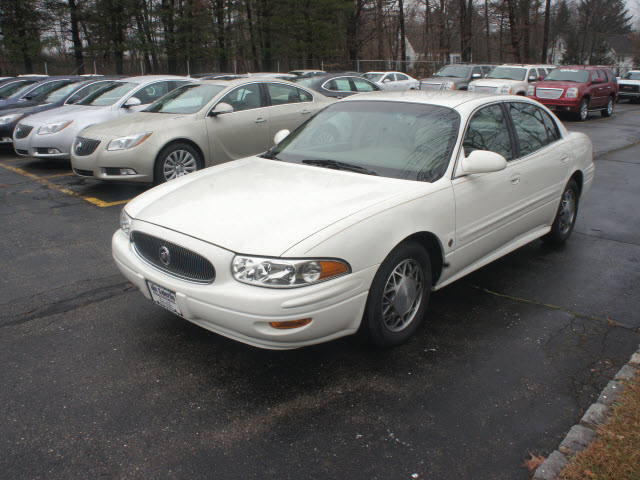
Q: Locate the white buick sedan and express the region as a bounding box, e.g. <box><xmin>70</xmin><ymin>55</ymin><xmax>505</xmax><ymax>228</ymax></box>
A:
<box><xmin>113</xmin><ymin>91</ymin><xmax>594</xmax><ymax>350</ymax></box>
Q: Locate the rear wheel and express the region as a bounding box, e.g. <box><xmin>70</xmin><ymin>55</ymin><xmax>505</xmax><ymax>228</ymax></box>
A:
<box><xmin>543</xmin><ymin>179</ymin><xmax>579</xmax><ymax>245</ymax></box>
<box><xmin>154</xmin><ymin>143</ymin><xmax>202</xmax><ymax>185</ymax></box>
<box><xmin>358</xmin><ymin>242</ymin><xmax>431</xmax><ymax>348</ymax></box>
<box><xmin>601</xmin><ymin>96</ymin><xmax>614</xmax><ymax>117</ymax></box>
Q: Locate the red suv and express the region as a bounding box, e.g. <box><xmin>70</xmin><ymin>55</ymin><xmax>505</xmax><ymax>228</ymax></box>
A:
<box><xmin>526</xmin><ymin>65</ymin><xmax>618</xmax><ymax>121</ymax></box>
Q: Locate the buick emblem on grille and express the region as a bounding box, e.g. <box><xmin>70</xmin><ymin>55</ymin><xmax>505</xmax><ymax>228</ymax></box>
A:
<box><xmin>159</xmin><ymin>246</ymin><xmax>171</xmax><ymax>266</ymax></box>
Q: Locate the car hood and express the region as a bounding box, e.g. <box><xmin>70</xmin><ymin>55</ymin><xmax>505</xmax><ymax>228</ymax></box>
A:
<box><xmin>127</xmin><ymin>157</ymin><xmax>425</xmax><ymax>256</ymax></box>
<box><xmin>0</xmin><ymin>102</ymin><xmax>55</xmax><ymax>117</ymax></box>
<box><xmin>0</xmin><ymin>99</ymin><xmax>45</xmax><ymax>112</ymax></box>
<box><xmin>619</xmin><ymin>79</ymin><xmax>640</xmax><ymax>85</ymax></box>
<box><xmin>20</xmin><ymin>104</ymin><xmax>106</xmax><ymax>127</ymax></box>
<box><xmin>81</xmin><ymin>112</ymin><xmax>195</xmax><ymax>138</ymax></box>
<box><xmin>472</xmin><ymin>78</ymin><xmax>523</xmax><ymax>86</ymax></box>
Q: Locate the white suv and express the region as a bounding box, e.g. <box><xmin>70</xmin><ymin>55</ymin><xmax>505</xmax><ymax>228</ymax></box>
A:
<box><xmin>468</xmin><ymin>65</ymin><xmax>553</xmax><ymax>95</ymax></box>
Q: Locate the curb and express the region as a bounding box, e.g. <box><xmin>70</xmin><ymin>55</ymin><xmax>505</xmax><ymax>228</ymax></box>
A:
<box><xmin>532</xmin><ymin>345</ymin><xmax>640</xmax><ymax>480</ymax></box>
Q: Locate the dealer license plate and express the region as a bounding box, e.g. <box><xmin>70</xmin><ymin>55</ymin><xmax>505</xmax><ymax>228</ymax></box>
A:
<box><xmin>147</xmin><ymin>281</ymin><xmax>182</xmax><ymax>315</ymax></box>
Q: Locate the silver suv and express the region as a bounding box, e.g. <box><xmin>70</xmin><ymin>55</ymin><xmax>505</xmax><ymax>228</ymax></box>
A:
<box><xmin>420</xmin><ymin>64</ymin><xmax>493</xmax><ymax>91</ymax></box>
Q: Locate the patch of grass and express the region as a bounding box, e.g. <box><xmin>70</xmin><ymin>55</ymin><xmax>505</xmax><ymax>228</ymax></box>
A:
<box><xmin>558</xmin><ymin>370</ymin><xmax>640</xmax><ymax>480</ymax></box>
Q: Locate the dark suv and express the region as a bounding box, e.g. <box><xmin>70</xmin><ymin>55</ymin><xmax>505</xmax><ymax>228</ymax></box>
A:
<box><xmin>419</xmin><ymin>64</ymin><xmax>493</xmax><ymax>91</ymax></box>
<box><xmin>527</xmin><ymin>65</ymin><xmax>618</xmax><ymax>121</ymax></box>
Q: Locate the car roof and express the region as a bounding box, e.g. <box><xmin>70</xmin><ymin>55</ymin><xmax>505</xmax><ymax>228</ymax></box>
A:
<box><xmin>193</xmin><ymin>78</ymin><xmax>305</xmax><ymax>88</ymax></box>
<box><xmin>339</xmin><ymin>90</ymin><xmax>539</xmax><ymax>109</ymax></box>
<box><xmin>556</xmin><ymin>65</ymin><xmax>611</xmax><ymax>70</ymax></box>
<box><xmin>119</xmin><ymin>75</ymin><xmax>191</xmax><ymax>84</ymax></box>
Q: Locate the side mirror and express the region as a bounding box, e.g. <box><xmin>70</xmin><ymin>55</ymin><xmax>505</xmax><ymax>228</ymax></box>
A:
<box><xmin>66</xmin><ymin>94</ymin><xmax>82</xmax><ymax>105</ymax></box>
<box><xmin>274</xmin><ymin>129</ymin><xmax>290</xmax><ymax>145</ymax></box>
<box><xmin>382</xmin><ymin>78</ymin><xmax>391</xmax><ymax>83</ymax></box>
<box><xmin>592</xmin><ymin>77</ymin><xmax>603</xmax><ymax>84</ymax></box>
<box><xmin>472</xmin><ymin>73</ymin><xmax>481</xmax><ymax>78</ymax></box>
<box><xmin>460</xmin><ymin>150</ymin><xmax>507</xmax><ymax>175</ymax></box>
<box><xmin>208</xmin><ymin>102</ymin><xmax>234</xmax><ymax>117</ymax></box>
<box><xmin>122</xmin><ymin>97</ymin><xmax>142</xmax><ymax>108</ymax></box>
<box><xmin>528</xmin><ymin>76</ymin><xmax>537</xmax><ymax>83</ymax></box>
<box><xmin>538</xmin><ymin>76</ymin><xmax>545</xmax><ymax>81</ymax></box>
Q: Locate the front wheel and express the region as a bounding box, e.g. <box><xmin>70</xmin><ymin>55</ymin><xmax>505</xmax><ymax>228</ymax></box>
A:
<box><xmin>543</xmin><ymin>179</ymin><xmax>579</xmax><ymax>245</ymax></box>
<box><xmin>154</xmin><ymin>143</ymin><xmax>202</xmax><ymax>185</ymax></box>
<box><xmin>601</xmin><ymin>96</ymin><xmax>614</xmax><ymax>117</ymax></box>
<box><xmin>358</xmin><ymin>242</ymin><xmax>431</xmax><ymax>348</ymax></box>
<box><xmin>577</xmin><ymin>98</ymin><xmax>589</xmax><ymax>121</ymax></box>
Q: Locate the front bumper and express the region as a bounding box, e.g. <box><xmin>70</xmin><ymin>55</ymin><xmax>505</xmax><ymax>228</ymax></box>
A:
<box><xmin>71</xmin><ymin>141</ymin><xmax>156</xmax><ymax>183</ymax></box>
<box><xmin>530</xmin><ymin>96</ymin><xmax>581</xmax><ymax>112</ymax></box>
<box><xmin>112</xmin><ymin>222</ymin><xmax>375</xmax><ymax>349</ymax></box>
<box><xmin>13</xmin><ymin>127</ymin><xmax>75</xmax><ymax>160</ymax></box>
<box><xmin>618</xmin><ymin>91</ymin><xmax>640</xmax><ymax>99</ymax></box>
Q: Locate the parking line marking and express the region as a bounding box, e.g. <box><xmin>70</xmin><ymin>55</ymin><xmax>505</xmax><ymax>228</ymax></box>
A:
<box><xmin>44</xmin><ymin>172</ymin><xmax>75</xmax><ymax>178</ymax></box>
<box><xmin>0</xmin><ymin>163</ymin><xmax>131</xmax><ymax>207</ymax></box>
<box><xmin>0</xmin><ymin>157</ymin><xmax>29</xmax><ymax>162</ymax></box>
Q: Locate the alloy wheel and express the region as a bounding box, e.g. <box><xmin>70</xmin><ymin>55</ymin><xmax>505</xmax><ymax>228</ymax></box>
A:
<box><xmin>558</xmin><ymin>188</ymin><xmax>576</xmax><ymax>235</ymax></box>
<box><xmin>163</xmin><ymin>150</ymin><xmax>197</xmax><ymax>181</ymax></box>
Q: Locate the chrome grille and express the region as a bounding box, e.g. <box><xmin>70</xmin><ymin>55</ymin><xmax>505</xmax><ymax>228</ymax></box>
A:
<box><xmin>131</xmin><ymin>231</ymin><xmax>215</xmax><ymax>284</ymax></box>
<box><xmin>475</xmin><ymin>86</ymin><xmax>498</xmax><ymax>93</ymax></box>
<box><xmin>536</xmin><ymin>88</ymin><xmax>563</xmax><ymax>99</ymax></box>
<box><xmin>420</xmin><ymin>82</ymin><xmax>441</xmax><ymax>90</ymax></box>
<box><xmin>73</xmin><ymin>137</ymin><xmax>101</xmax><ymax>156</ymax></box>
<box><xmin>14</xmin><ymin>124</ymin><xmax>33</xmax><ymax>139</ymax></box>
<box><xmin>620</xmin><ymin>84</ymin><xmax>639</xmax><ymax>92</ymax></box>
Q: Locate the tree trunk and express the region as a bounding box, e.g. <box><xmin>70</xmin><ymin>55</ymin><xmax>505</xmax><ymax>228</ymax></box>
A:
<box><xmin>399</xmin><ymin>0</ymin><xmax>406</xmax><ymax>70</ymax></box>
<box><xmin>68</xmin><ymin>0</ymin><xmax>84</xmax><ymax>74</ymax></box>
<box><xmin>485</xmin><ymin>0</ymin><xmax>491</xmax><ymax>62</ymax></box>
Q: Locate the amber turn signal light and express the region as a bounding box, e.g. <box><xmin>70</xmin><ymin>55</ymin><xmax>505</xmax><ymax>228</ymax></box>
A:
<box><xmin>269</xmin><ymin>318</ymin><xmax>312</xmax><ymax>330</ymax></box>
<box><xmin>318</xmin><ymin>261</ymin><xmax>348</xmax><ymax>280</ymax></box>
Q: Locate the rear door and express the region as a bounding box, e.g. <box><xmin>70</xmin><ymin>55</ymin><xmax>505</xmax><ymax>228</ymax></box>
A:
<box><xmin>205</xmin><ymin>82</ymin><xmax>270</xmax><ymax>162</ymax></box>
<box><xmin>264</xmin><ymin>82</ymin><xmax>316</xmax><ymax>142</ymax></box>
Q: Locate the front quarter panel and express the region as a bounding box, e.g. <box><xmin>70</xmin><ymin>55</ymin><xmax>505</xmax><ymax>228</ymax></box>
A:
<box><xmin>283</xmin><ymin>178</ymin><xmax>455</xmax><ymax>285</ymax></box>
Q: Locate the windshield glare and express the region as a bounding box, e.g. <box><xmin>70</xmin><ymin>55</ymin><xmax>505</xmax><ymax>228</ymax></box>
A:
<box><xmin>78</xmin><ymin>82</ymin><xmax>137</xmax><ymax>106</ymax></box>
<box><xmin>144</xmin><ymin>84</ymin><xmax>226</xmax><ymax>114</ymax></box>
<box><xmin>487</xmin><ymin>67</ymin><xmax>526</xmax><ymax>81</ymax></box>
<box><xmin>266</xmin><ymin>101</ymin><xmax>459</xmax><ymax>183</ymax></box>
<box><xmin>434</xmin><ymin>66</ymin><xmax>470</xmax><ymax>78</ymax></box>
<box><xmin>545</xmin><ymin>69</ymin><xmax>590</xmax><ymax>83</ymax></box>
<box><xmin>34</xmin><ymin>82</ymin><xmax>77</xmax><ymax>103</ymax></box>
<box><xmin>623</xmin><ymin>72</ymin><xmax>640</xmax><ymax>80</ymax></box>
<box><xmin>363</xmin><ymin>73</ymin><xmax>384</xmax><ymax>82</ymax></box>
<box><xmin>0</xmin><ymin>80</ymin><xmax>37</xmax><ymax>99</ymax></box>
<box><xmin>292</xmin><ymin>77</ymin><xmax>317</xmax><ymax>87</ymax></box>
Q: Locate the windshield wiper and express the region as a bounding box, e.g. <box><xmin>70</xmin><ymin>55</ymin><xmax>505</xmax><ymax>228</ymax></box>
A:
<box><xmin>302</xmin><ymin>159</ymin><xmax>378</xmax><ymax>176</ymax></box>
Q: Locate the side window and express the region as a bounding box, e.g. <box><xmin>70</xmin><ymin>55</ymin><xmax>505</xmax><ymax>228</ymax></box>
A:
<box><xmin>325</xmin><ymin>78</ymin><xmax>352</xmax><ymax>92</ymax></box>
<box><xmin>472</xmin><ymin>67</ymin><xmax>482</xmax><ymax>78</ymax></box>
<box><xmin>219</xmin><ymin>83</ymin><xmax>262</xmax><ymax>112</ymax></box>
<box><xmin>174</xmin><ymin>80</ymin><xmax>193</xmax><ymax>88</ymax></box>
<box><xmin>463</xmin><ymin>104</ymin><xmax>513</xmax><ymax>160</ymax></box>
<box><xmin>396</xmin><ymin>73</ymin><xmax>409</xmax><ymax>81</ymax></box>
<box><xmin>297</xmin><ymin>88</ymin><xmax>313</xmax><ymax>102</ymax></box>
<box><xmin>481</xmin><ymin>66</ymin><xmax>492</xmax><ymax>76</ymax></box>
<box><xmin>527</xmin><ymin>69</ymin><xmax>537</xmax><ymax>82</ymax></box>
<box><xmin>591</xmin><ymin>70</ymin><xmax>600</xmax><ymax>81</ymax></box>
<box><xmin>266</xmin><ymin>83</ymin><xmax>305</xmax><ymax>105</ymax></box>
<box><xmin>597</xmin><ymin>70</ymin><xmax>607</xmax><ymax>82</ymax></box>
<box><xmin>352</xmin><ymin>78</ymin><xmax>376</xmax><ymax>92</ymax></box>
<box><xmin>536</xmin><ymin>68</ymin><xmax>546</xmax><ymax>79</ymax></box>
<box><xmin>131</xmin><ymin>81</ymin><xmax>171</xmax><ymax>104</ymax></box>
<box><xmin>383</xmin><ymin>74</ymin><xmax>396</xmax><ymax>82</ymax></box>
<box><xmin>72</xmin><ymin>81</ymin><xmax>110</xmax><ymax>101</ymax></box>
<box><xmin>540</xmin><ymin>109</ymin><xmax>560</xmax><ymax>143</ymax></box>
<box><xmin>508</xmin><ymin>102</ymin><xmax>550</xmax><ymax>156</ymax></box>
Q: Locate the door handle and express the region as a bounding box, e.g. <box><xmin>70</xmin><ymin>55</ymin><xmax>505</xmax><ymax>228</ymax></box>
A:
<box><xmin>510</xmin><ymin>173</ymin><xmax>521</xmax><ymax>185</ymax></box>
<box><xmin>255</xmin><ymin>117</ymin><xmax>266</xmax><ymax>123</ymax></box>
<box><xmin>561</xmin><ymin>155</ymin><xmax>569</xmax><ymax>163</ymax></box>
<box><xmin>301</xmin><ymin>109</ymin><xmax>311</xmax><ymax>114</ymax></box>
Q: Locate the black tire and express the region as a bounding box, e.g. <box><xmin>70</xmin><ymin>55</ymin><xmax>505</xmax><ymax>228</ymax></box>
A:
<box><xmin>543</xmin><ymin>179</ymin><xmax>579</xmax><ymax>245</ymax></box>
<box><xmin>154</xmin><ymin>142</ymin><xmax>202</xmax><ymax>185</ymax></box>
<box><xmin>357</xmin><ymin>241</ymin><xmax>431</xmax><ymax>348</ymax></box>
<box><xmin>576</xmin><ymin>98</ymin><xmax>589</xmax><ymax>121</ymax></box>
<box><xmin>601</xmin><ymin>96</ymin><xmax>614</xmax><ymax>117</ymax></box>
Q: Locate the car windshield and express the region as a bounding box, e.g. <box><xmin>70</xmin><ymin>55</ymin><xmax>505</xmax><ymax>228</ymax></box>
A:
<box><xmin>434</xmin><ymin>66</ymin><xmax>470</xmax><ymax>78</ymax></box>
<box><xmin>0</xmin><ymin>80</ymin><xmax>37</xmax><ymax>99</ymax></box>
<box><xmin>486</xmin><ymin>67</ymin><xmax>526</xmax><ymax>81</ymax></box>
<box><xmin>77</xmin><ymin>82</ymin><xmax>137</xmax><ymax>106</ymax></box>
<box><xmin>33</xmin><ymin>81</ymin><xmax>78</xmax><ymax>103</ymax></box>
<box><xmin>544</xmin><ymin>69</ymin><xmax>590</xmax><ymax>83</ymax></box>
<box><xmin>144</xmin><ymin>84</ymin><xmax>226</xmax><ymax>114</ymax></box>
<box><xmin>363</xmin><ymin>73</ymin><xmax>384</xmax><ymax>82</ymax></box>
<box><xmin>264</xmin><ymin>101</ymin><xmax>459</xmax><ymax>183</ymax></box>
<box><xmin>622</xmin><ymin>72</ymin><xmax>640</xmax><ymax>80</ymax></box>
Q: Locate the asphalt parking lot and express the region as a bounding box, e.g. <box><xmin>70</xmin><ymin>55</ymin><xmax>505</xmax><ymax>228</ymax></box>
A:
<box><xmin>1</xmin><ymin>103</ymin><xmax>639</xmax><ymax>480</ymax></box>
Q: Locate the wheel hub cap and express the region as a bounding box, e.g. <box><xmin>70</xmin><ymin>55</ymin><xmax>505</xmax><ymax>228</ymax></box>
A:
<box><xmin>558</xmin><ymin>189</ymin><xmax>576</xmax><ymax>235</ymax></box>
<box><xmin>164</xmin><ymin>150</ymin><xmax>197</xmax><ymax>181</ymax></box>
<box><xmin>382</xmin><ymin>259</ymin><xmax>424</xmax><ymax>332</ymax></box>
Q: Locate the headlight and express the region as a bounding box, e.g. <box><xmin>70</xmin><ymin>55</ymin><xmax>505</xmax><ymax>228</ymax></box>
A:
<box><xmin>38</xmin><ymin>120</ymin><xmax>73</xmax><ymax>135</ymax></box>
<box><xmin>232</xmin><ymin>255</ymin><xmax>350</xmax><ymax>288</ymax></box>
<box><xmin>441</xmin><ymin>81</ymin><xmax>454</xmax><ymax>90</ymax></box>
<box><xmin>467</xmin><ymin>84</ymin><xmax>476</xmax><ymax>91</ymax></box>
<box><xmin>107</xmin><ymin>132</ymin><xmax>152</xmax><ymax>151</ymax></box>
<box><xmin>566</xmin><ymin>88</ymin><xmax>578</xmax><ymax>98</ymax></box>
<box><xmin>527</xmin><ymin>85</ymin><xmax>535</xmax><ymax>96</ymax></box>
<box><xmin>120</xmin><ymin>209</ymin><xmax>133</xmax><ymax>238</ymax></box>
<box><xmin>498</xmin><ymin>85</ymin><xmax>512</xmax><ymax>94</ymax></box>
<box><xmin>0</xmin><ymin>113</ymin><xmax>23</xmax><ymax>125</ymax></box>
